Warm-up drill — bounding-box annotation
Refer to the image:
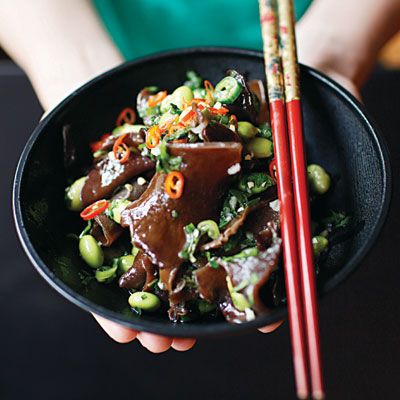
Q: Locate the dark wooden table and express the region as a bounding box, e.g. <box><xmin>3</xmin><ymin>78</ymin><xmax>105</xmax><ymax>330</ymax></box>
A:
<box><xmin>1</xmin><ymin>61</ymin><xmax>399</xmax><ymax>400</ymax></box>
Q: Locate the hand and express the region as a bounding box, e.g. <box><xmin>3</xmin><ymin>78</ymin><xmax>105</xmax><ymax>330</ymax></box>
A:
<box><xmin>93</xmin><ymin>313</ymin><xmax>283</xmax><ymax>352</ymax></box>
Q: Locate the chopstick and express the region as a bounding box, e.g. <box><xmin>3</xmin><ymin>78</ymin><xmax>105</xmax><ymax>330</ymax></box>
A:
<box><xmin>258</xmin><ymin>0</ymin><xmax>325</xmax><ymax>399</ymax></box>
<box><xmin>258</xmin><ymin>1</ymin><xmax>309</xmax><ymax>398</ymax></box>
<box><xmin>278</xmin><ymin>1</ymin><xmax>324</xmax><ymax>398</ymax></box>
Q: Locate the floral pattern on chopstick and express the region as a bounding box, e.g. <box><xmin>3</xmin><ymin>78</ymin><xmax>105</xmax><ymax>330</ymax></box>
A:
<box><xmin>278</xmin><ymin>0</ymin><xmax>300</xmax><ymax>101</ymax></box>
<box><xmin>259</xmin><ymin>0</ymin><xmax>284</xmax><ymax>101</ymax></box>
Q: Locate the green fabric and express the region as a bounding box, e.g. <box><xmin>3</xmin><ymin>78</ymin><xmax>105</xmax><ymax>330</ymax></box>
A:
<box><xmin>93</xmin><ymin>0</ymin><xmax>312</xmax><ymax>61</ymax></box>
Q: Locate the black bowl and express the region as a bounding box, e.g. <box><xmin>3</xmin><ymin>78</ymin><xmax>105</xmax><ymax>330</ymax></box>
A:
<box><xmin>13</xmin><ymin>48</ymin><xmax>391</xmax><ymax>338</ymax></box>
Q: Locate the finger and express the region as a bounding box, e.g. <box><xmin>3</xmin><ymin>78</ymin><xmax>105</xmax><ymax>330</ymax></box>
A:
<box><xmin>137</xmin><ymin>332</ymin><xmax>173</xmax><ymax>353</ymax></box>
<box><xmin>92</xmin><ymin>313</ymin><xmax>138</xmax><ymax>343</ymax></box>
<box><xmin>171</xmin><ymin>338</ymin><xmax>197</xmax><ymax>352</ymax></box>
<box><xmin>258</xmin><ymin>320</ymin><xmax>284</xmax><ymax>333</ymax></box>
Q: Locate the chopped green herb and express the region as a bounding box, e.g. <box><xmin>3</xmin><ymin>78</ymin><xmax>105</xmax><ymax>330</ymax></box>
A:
<box><xmin>155</xmin><ymin>141</ymin><xmax>182</xmax><ymax>173</ymax></box>
<box><xmin>322</xmin><ymin>211</ymin><xmax>350</xmax><ymax>230</ymax></box>
<box><xmin>170</xmin><ymin>103</ymin><xmax>182</xmax><ymax>115</ymax></box>
<box><xmin>171</xmin><ymin>210</ymin><xmax>179</xmax><ymax>219</ymax></box>
<box><xmin>178</xmin><ymin>223</ymin><xmax>201</xmax><ymax>263</ymax></box>
<box><xmin>219</xmin><ymin>189</ymin><xmax>259</xmax><ymax>228</ymax></box>
<box><xmin>258</xmin><ymin>123</ymin><xmax>272</xmax><ymax>139</ymax></box>
<box><xmin>79</xmin><ymin>220</ymin><xmax>93</xmax><ymax>239</ymax></box>
<box><xmin>223</xmin><ymin>247</ymin><xmax>259</xmax><ymax>262</ymax></box>
<box><xmin>238</xmin><ymin>172</ymin><xmax>275</xmax><ymax>195</ymax></box>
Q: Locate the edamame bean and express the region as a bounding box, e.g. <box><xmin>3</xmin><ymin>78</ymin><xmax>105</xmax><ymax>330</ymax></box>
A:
<box><xmin>307</xmin><ymin>164</ymin><xmax>331</xmax><ymax>195</ymax></box>
<box><xmin>110</xmin><ymin>199</ymin><xmax>130</xmax><ymax>224</ymax></box>
<box><xmin>128</xmin><ymin>291</ymin><xmax>161</xmax><ymax>312</ymax></box>
<box><xmin>160</xmin><ymin>95</ymin><xmax>173</xmax><ymax>113</ymax></box>
<box><xmin>79</xmin><ymin>235</ymin><xmax>104</xmax><ymax>268</ymax></box>
<box><xmin>237</xmin><ymin>121</ymin><xmax>259</xmax><ymax>141</ymax></box>
<box><xmin>118</xmin><ymin>254</ymin><xmax>135</xmax><ymax>274</ymax></box>
<box><xmin>312</xmin><ymin>235</ymin><xmax>329</xmax><ymax>257</ymax></box>
<box><xmin>193</xmin><ymin>88</ymin><xmax>207</xmax><ymax>99</ymax></box>
<box><xmin>95</xmin><ymin>265</ymin><xmax>118</xmax><ymax>283</ymax></box>
<box><xmin>65</xmin><ymin>176</ymin><xmax>86</xmax><ymax>211</ymax></box>
<box><xmin>171</xmin><ymin>86</ymin><xmax>193</xmax><ymax>109</ymax></box>
<box><xmin>112</xmin><ymin>123</ymin><xmax>146</xmax><ymax>136</ymax></box>
<box><xmin>231</xmin><ymin>292</ymin><xmax>251</xmax><ymax>311</ymax></box>
<box><xmin>246</xmin><ymin>137</ymin><xmax>273</xmax><ymax>158</ymax></box>
<box><xmin>197</xmin><ymin>219</ymin><xmax>220</xmax><ymax>240</ymax></box>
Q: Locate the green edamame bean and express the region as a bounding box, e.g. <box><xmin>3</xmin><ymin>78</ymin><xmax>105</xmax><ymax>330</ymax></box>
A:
<box><xmin>231</xmin><ymin>292</ymin><xmax>251</xmax><ymax>311</ymax></box>
<box><xmin>246</xmin><ymin>137</ymin><xmax>273</xmax><ymax>158</ymax></box>
<box><xmin>312</xmin><ymin>235</ymin><xmax>329</xmax><ymax>257</ymax></box>
<box><xmin>95</xmin><ymin>265</ymin><xmax>118</xmax><ymax>283</ymax></box>
<box><xmin>118</xmin><ymin>255</ymin><xmax>135</xmax><ymax>274</ymax></box>
<box><xmin>79</xmin><ymin>235</ymin><xmax>104</xmax><ymax>268</ymax></box>
<box><xmin>193</xmin><ymin>88</ymin><xmax>207</xmax><ymax>99</ymax></box>
<box><xmin>110</xmin><ymin>199</ymin><xmax>130</xmax><ymax>224</ymax></box>
<box><xmin>160</xmin><ymin>95</ymin><xmax>173</xmax><ymax>113</ymax></box>
<box><xmin>197</xmin><ymin>219</ymin><xmax>220</xmax><ymax>240</ymax></box>
<box><xmin>237</xmin><ymin>121</ymin><xmax>259</xmax><ymax>141</ymax></box>
<box><xmin>112</xmin><ymin>123</ymin><xmax>146</xmax><ymax>136</ymax></box>
<box><xmin>65</xmin><ymin>176</ymin><xmax>86</xmax><ymax>211</ymax></box>
<box><xmin>171</xmin><ymin>86</ymin><xmax>193</xmax><ymax>109</ymax></box>
<box><xmin>307</xmin><ymin>164</ymin><xmax>331</xmax><ymax>195</ymax></box>
<box><xmin>128</xmin><ymin>291</ymin><xmax>160</xmax><ymax>312</ymax></box>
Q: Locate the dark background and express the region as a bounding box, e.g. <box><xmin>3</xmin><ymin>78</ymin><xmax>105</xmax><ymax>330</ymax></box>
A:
<box><xmin>1</xmin><ymin>58</ymin><xmax>400</xmax><ymax>399</ymax></box>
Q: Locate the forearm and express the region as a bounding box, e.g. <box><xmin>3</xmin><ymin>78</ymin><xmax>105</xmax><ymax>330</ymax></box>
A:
<box><xmin>0</xmin><ymin>0</ymin><xmax>123</xmax><ymax>110</ymax></box>
<box><xmin>297</xmin><ymin>0</ymin><xmax>400</xmax><ymax>88</ymax></box>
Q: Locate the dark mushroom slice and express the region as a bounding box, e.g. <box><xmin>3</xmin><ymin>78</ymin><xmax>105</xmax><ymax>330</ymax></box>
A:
<box><xmin>196</xmin><ymin>229</ymin><xmax>281</xmax><ymax>322</ymax></box>
<box><xmin>111</xmin><ymin>179</ymin><xmax>149</xmax><ymax>202</ymax></box>
<box><xmin>80</xmin><ymin>153</ymin><xmax>155</xmax><ymax>207</ymax></box>
<box><xmin>248</xmin><ymin>79</ymin><xmax>270</xmax><ymax>124</ymax></box>
<box><xmin>243</xmin><ymin>186</ymin><xmax>280</xmax><ymax>249</ymax></box>
<box><xmin>202</xmin><ymin>122</ymin><xmax>241</xmax><ymax>142</ymax></box>
<box><xmin>225</xmin><ymin>70</ymin><xmax>258</xmax><ymax>125</ymax></box>
<box><xmin>137</xmin><ymin>88</ymin><xmax>160</xmax><ymax>126</ymax></box>
<box><xmin>200</xmin><ymin>207</ymin><xmax>251</xmax><ymax>251</ymax></box>
<box><xmin>220</xmin><ymin>231</ymin><xmax>281</xmax><ymax>314</ymax></box>
<box><xmin>195</xmin><ymin>264</ymin><xmax>248</xmax><ymax>323</ymax></box>
<box><xmin>120</xmin><ymin>142</ymin><xmax>242</xmax><ymax>290</ymax></box>
<box><xmin>119</xmin><ymin>251</ymin><xmax>157</xmax><ymax>291</ymax></box>
<box><xmin>91</xmin><ymin>214</ymin><xmax>123</xmax><ymax>247</ymax></box>
<box><xmin>98</xmin><ymin>129</ymin><xmax>146</xmax><ymax>153</ymax></box>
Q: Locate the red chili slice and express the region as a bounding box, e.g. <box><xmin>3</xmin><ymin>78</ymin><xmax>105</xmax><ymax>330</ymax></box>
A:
<box><xmin>116</xmin><ymin>107</ymin><xmax>136</xmax><ymax>126</ymax></box>
<box><xmin>80</xmin><ymin>199</ymin><xmax>109</xmax><ymax>221</ymax></box>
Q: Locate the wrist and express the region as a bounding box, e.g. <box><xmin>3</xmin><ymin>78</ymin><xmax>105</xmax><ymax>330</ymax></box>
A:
<box><xmin>27</xmin><ymin>47</ymin><xmax>123</xmax><ymax>111</ymax></box>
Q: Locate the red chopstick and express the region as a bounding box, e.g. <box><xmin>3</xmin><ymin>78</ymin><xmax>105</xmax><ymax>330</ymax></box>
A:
<box><xmin>259</xmin><ymin>1</ymin><xmax>325</xmax><ymax>399</ymax></box>
<box><xmin>259</xmin><ymin>1</ymin><xmax>309</xmax><ymax>398</ymax></box>
<box><xmin>278</xmin><ymin>1</ymin><xmax>324</xmax><ymax>398</ymax></box>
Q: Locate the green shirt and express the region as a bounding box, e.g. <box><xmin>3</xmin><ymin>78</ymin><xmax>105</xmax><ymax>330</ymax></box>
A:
<box><xmin>93</xmin><ymin>0</ymin><xmax>311</xmax><ymax>60</ymax></box>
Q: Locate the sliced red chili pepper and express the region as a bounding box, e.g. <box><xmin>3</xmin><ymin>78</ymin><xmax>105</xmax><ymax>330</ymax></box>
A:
<box><xmin>148</xmin><ymin>91</ymin><xmax>167</xmax><ymax>107</ymax></box>
<box><xmin>180</xmin><ymin>109</ymin><xmax>196</xmax><ymax>124</ymax></box>
<box><xmin>208</xmin><ymin>106</ymin><xmax>229</xmax><ymax>115</ymax></box>
<box><xmin>164</xmin><ymin>171</ymin><xmax>184</xmax><ymax>199</ymax></box>
<box><xmin>269</xmin><ymin>158</ymin><xmax>277</xmax><ymax>182</ymax></box>
<box><xmin>90</xmin><ymin>133</ymin><xmax>111</xmax><ymax>153</ymax></box>
<box><xmin>159</xmin><ymin>115</ymin><xmax>177</xmax><ymax>133</ymax></box>
<box><xmin>116</xmin><ymin>107</ymin><xmax>136</xmax><ymax>126</ymax></box>
<box><xmin>146</xmin><ymin>125</ymin><xmax>161</xmax><ymax>149</ymax></box>
<box><xmin>204</xmin><ymin>80</ymin><xmax>214</xmax><ymax>101</ymax></box>
<box><xmin>113</xmin><ymin>133</ymin><xmax>131</xmax><ymax>163</ymax></box>
<box><xmin>80</xmin><ymin>199</ymin><xmax>109</xmax><ymax>221</ymax></box>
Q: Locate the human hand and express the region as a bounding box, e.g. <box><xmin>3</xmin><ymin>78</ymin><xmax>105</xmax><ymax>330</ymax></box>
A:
<box><xmin>93</xmin><ymin>313</ymin><xmax>283</xmax><ymax>352</ymax></box>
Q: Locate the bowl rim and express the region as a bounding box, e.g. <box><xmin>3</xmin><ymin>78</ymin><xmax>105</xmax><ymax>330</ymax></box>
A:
<box><xmin>12</xmin><ymin>47</ymin><xmax>392</xmax><ymax>337</ymax></box>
